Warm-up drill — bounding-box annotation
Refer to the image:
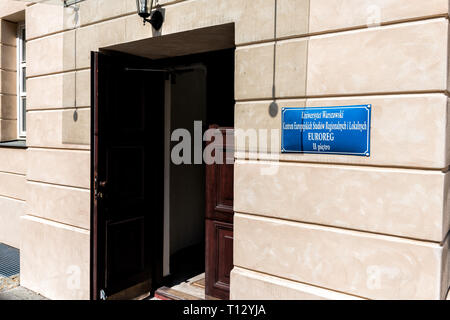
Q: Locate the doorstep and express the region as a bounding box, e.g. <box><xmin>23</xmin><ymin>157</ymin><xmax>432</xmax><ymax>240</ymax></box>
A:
<box><xmin>153</xmin><ymin>273</ymin><xmax>219</xmax><ymax>301</ymax></box>
<box><xmin>155</xmin><ymin>286</ymin><xmax>203</xmax><ymax>300</ymax></box>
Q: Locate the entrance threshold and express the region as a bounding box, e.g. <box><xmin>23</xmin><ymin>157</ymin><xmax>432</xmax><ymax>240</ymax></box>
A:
<box><xmin>153</xmin><ymin>273</ymin><xmax>219</xmax><ymax>300</ymax></box>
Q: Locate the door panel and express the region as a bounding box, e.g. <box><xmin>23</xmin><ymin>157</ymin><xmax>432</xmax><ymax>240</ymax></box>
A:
<box><xmin>215</xmin><ymin>162</ymin><xmax>234</xmax><ymax>214</ymax></box>
<box><xmin>109</xmin><ymin>147</ymin><xmax>145</xmax><ymax>200</ymax></box>
<box><xmin>106</xmin><ymin>217</ymin><xmax>145</xmax><ymax>291</ymax></box>
<box><xmin>205</xmin><ymin>126</ymin><xmax>234</xmax><ymax>299</ymax></box>
<box><xmin>91</xmin><ymin>51</ymin><xmax>165</xmax><ymax>300</ymax></box>
<box><xmin>206</xmin><ymin>220</ymin><xmax>233</xmax><ymax>299</ymax></box>
<box><xmin>216</xmin><ymin>222</ymin><xmax>233</xmax><ymax>288</ymax></box>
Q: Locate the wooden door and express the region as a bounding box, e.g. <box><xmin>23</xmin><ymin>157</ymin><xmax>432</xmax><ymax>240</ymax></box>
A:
<box><xmin>91</xmin><ymin>52</ymin><xmax>165</xmax><ymax>300</ymax></box>
<box><xmin>205</xmin><ymin>126</ymin><xmax>234</xmax><ymax>300</ymax></box>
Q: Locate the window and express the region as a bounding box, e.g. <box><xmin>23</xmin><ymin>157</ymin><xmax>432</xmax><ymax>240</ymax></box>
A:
<box><xmin>17</xmin><ymin>23</ymin><xmax>26</xmax><ymax>138</ymax></box>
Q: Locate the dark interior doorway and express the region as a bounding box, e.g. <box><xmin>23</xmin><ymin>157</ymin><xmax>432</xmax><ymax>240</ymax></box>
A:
<box><xmin>91</xmin><ymin>51</ymin><xmax>166</xmax><ymax>300</ymax></box>
<box><xmin>91</xmin><ymin>48</ymin><xmax>235</xmax><ymax>300</ymax></box>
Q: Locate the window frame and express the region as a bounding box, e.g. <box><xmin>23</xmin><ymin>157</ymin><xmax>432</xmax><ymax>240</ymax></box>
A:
<box><xmin>17</xmin><ymin>22</ymin><xmax>26</xmax><ymax>139</ymax></box>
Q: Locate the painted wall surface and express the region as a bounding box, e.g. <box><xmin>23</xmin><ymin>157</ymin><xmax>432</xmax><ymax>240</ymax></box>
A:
<box><xmin>0</xmin><ymin>0</ymin><xmax>448</xmax><ymax>300</ymax></box>
<box><xmin>170</xmin><ymin>69</ymin><xmax>206</xmax><ymax>256</ymax></box>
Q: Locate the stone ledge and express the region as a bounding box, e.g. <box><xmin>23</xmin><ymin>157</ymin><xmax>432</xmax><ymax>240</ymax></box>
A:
<box><xmin>230</xmin><ymin>267</ymin><xmax>363</xmax><ymax>300</ymax></box>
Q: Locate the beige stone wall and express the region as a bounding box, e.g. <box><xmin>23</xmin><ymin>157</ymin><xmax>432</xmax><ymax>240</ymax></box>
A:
<box><xmin>20</xmin><ymin>2</ymin><xmax>90</xmax><ymax>299</ymax></box>
<box><xmin>0</xmin><ymin>147</ymin><xmax>26</xmax><ymax>248</ymax></box>
<box><xmin>0</xmin><ymin>0</ymin><xmax>25</xmax><ymax>20</ymax></box>
<box><xmin>231</xmin><ymin>0</ymin><xmax>450</xmax><ymax>300</ymax></box>
<box><xmin>0</xmin><ymin>2</ymin><xmax>27</xmax><ymax>250</ymax></box>
<box><xmin>0</xmin><ymin>0</ymin><xmax>446</xmax><ymax>300</ymax></box>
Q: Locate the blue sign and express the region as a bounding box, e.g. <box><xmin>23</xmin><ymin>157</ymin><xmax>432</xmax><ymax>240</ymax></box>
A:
<box><xmin>281</xmin><ymin>105</ymin><xmax>371</xmax><ymax>156</ymax></box>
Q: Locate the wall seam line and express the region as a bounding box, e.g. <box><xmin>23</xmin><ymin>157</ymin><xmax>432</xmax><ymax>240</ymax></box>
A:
<box><xmin>0</xmin><ymin>194</ymin><xmax>25</xmax><ymax>202</ymax></box>
<box><xmin>22</xmin><ymin>214</ymin><xmax>89</xmax><ymax>233</ymax></box>
<box><xmin>27</xmin><ymin>146</ymin><xmax>90</xmax><ymax>152</ymax></box>
<box><xmin>236</xmin><ymin>91</ymin><xmax>450</xmax><ymax>103</ymax></box>
<box><xmin>27</xmin><ymin>66</ymin><xmax>90</xmax><ymax>80</ymax></box>
<box><xmin>27</xmin><ymin>106</ymin><xmax>90</xmax><ymax>113</ymax></box>
<box><xmin>233</xmin><ymin>266</ymin><xmax>368</xmax><ymax>300</ymax></box>
<box><xmin>234</xmin><ymin>212</ymin><xmax>444</xmax><ymax>247</ymax></box>
<box><xmin>234</xmin><ymin>154</ymin><xmax>449</xmax><ymax>172</ymax></box>
<box><xmin>26</xmin><ymin>179</ymin><xmax>89</xmax><ymax>191</ymax></box>
<box><xmin>0</xmin><ymin>170</ymin><xmax>25</xmax><ymax>176</ymax></box>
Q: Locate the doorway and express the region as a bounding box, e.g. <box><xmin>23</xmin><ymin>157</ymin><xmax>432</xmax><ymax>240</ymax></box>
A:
<box><xmin>91</xmin><ymin>37</ymin><xmax>235</xmax><ymax>300</ymax></box>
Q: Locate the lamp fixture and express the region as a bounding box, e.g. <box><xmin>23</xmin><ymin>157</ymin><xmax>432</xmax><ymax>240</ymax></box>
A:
<box><xmin>136</xmin><ymin>0</ymin><xmax>164</xmax><ymax>30</ymax></box>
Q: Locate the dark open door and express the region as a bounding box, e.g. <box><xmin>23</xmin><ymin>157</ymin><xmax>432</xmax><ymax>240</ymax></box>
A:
<box><xmin>205</xmin><ymin>126</ymin><xmax>234</xmax><ymax>300</ymax></box>
<box><xmin>91</xmin><ymin>51</ymin><xmax>165</xmax><ymax>300</ymax></box>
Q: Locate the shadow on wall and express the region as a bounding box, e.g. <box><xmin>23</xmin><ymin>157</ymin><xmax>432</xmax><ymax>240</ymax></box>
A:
<box><xmin>61</xmin><ymin>3</ymin><xmax>89</xmax><ymax>146</ymax></box>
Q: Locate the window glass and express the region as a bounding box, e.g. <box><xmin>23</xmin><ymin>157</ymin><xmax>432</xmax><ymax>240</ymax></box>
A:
<box><xmin>22</xmin><ymin>67</ymin><xmax>26</xmax><ymax>92</ymax></box>
<box><xmin>17</xmin><ymin>23</ymin><xmax>26</xmax><ymax>138</ymax></box>
<box><xmin>21</xmin><ymin>98</ymin><xmax>26</xmax><ymax>133</ymax></box>
<box><xmin>21</xmin><ymin>27</ymin><xmax>25</xmax><ymax>62</ymax></box>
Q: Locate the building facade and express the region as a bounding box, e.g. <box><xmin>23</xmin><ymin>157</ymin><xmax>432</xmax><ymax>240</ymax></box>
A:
<box><xmin>0</xmin><ymin>0</ymin><xmax>449</xmax><ymax>300</ymax></box>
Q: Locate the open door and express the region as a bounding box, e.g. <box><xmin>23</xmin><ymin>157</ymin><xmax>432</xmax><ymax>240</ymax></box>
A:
<box><xmin>91</xmin><ymin>51</ymin><xmax>165</xmax><ymax>300</ymax></box>
<box><xmin>205</xmin><ymin>126</ymin><xmax>234</xmax><ymax>300</ymax></box>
